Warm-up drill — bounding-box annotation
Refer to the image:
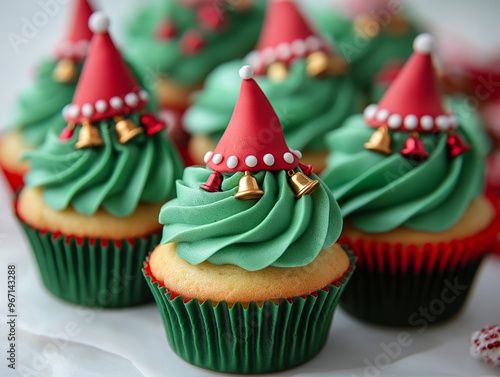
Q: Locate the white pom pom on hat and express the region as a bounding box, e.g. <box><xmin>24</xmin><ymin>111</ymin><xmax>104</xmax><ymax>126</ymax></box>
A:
<box><xmin>239</xmin><ymin>65</ymin><xmax>254</xmax><ymax>80</ymax></box>
<box><xmin>89</xmin><ymin>11</ymin><xmax>110</xmax><ymax>34</ymax></box>
<box><xmin>413</xmin><ymin>33</ymin><xmax>434</xmax><ymax>54</ymax></box>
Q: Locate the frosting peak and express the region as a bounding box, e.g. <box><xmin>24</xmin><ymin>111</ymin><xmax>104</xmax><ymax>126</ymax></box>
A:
<box><xmin>159</xmin><ymin>166</ymin><xmax>342</xmax><ymax>271</ymax></box>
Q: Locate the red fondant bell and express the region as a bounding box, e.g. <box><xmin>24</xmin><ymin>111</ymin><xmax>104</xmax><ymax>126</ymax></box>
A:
<box><xmin>447</xmin><ymin>132</ymin><xmax>471</xmax><ymax>157</ymax></box>
<box><xmin>400</xmin><ymin>133</ymin><xmax>429</xmax><ymax>161</ymax></box>
<box><xmin>141</xmin><ymin>114</ymin><xmax>166</xmax><ymax>136</ymax></box>
<box><xmin>298</xmin><ymin>162</ymin><xmax>314</xmax><ymax>176</ymax></box>
<box><xmin>200</xmin><ymin>171</ymin><xmax>223</xmax><ymax>192</ymax></box>
<box><xmin>59</xmin><ymin>124</ymin><xmax>75</xmax><ymax>141</ymax></box>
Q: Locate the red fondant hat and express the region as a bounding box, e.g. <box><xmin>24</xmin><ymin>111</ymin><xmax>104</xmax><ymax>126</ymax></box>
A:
<box><xmin>205</xmin><ymin>66</ymin><xmax>300</xmax><ymax>172</ymax></box>
<box><xmin>247</xmin><ymin>0</ymin><xmax>330</xmax><ymax>75</ymax></box>
<box><xmin>55</xmin><ymin>0</ymin><xmax>95</xmax><ymax>61</ymax></box>
<box><xmin>364</xmin><ymin>34</ymin><xmax>457</xmax><ymax>133</ymax></box>
<box><xmin>64</xmin><ymin>12</ymin><xmax>148</xmax><ymax>124</ymax></box>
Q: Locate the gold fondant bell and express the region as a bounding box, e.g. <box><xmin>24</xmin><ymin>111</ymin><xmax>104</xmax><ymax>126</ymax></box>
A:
<box><xmin>306</xmin><ymin>51</ymin><xmax>329</xmax><ymax>77</ymax></box>
<box><xmin>115</xmin><ymin>117</ymin><xmax>143</xmax><ymax>144</ymax></box>
<box><xmin>267</xmin><ymin>61</ymin><xmax>289</xmax><ymax>82</ymax></box>
<box><xmin>75</xmin><ymin>121</ymin><xmax>104</xmax><ymax>149</ymax></box>
<box><xmin>234</xmin><ymin>171</ymin><xmax>264</xmax><ymax>200</ymax></box>
<box><xmin>364</xmin><ymin>126</ymin><xmax>392</xmax><ymax>155</ymax></box>
<box><xmin>287</xmin><ymin>170</ymin><xmax>319</xmax><ymax>199</ymax></box>
<box><xmin>353</xmin><ymin>14</ymin><xmax>381</xmax><ymax>39</ymax></box>
<box><xmin>306</xmin><ymin>51</ymin><xmax>348</xmax><ymax>77</ymax></box>
<box><xmin>53</xmin><ymin>58</ymin><xmax>77</xmax><ymax>83</ymax></box>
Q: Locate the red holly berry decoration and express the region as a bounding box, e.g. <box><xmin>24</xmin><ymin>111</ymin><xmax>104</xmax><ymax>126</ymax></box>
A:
<box><xmin>155</xmin><ymin>19</ymin><xmax>177</xmax><ymax>40</ymax></box>
<box><xmin>470</xmin><ymin>324</ymin><xmax>500</xmax><ymax>367</ymax></box>
<box><xmin>198</xmin><ymin>4</ymin><xmax>225</xmax><ymax>30</ymax></box>
<box><xmin>180</xmin><ymin>30</ymin><xmax>205</xmax><ymax>55</ymax></box>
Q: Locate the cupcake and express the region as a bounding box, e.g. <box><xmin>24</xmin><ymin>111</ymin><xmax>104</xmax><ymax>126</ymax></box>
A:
<box><xmin>144</xmin><ymin>65</ymin><xmax>355</xmax><ymax>373</ymax></box>
<box><xmin>16</xmin><ymin>12</ymin><xmax>183</xmax><ymax>308</ymax></box>
<box><xmin>124</xmin><ymin>0</ymin><xmax>265</xmax><ymax>149</ymax></box>
<box><xmin>313</xmin><ymin>0</ymin><xmax>419</xmax><ymax>102</ymax></box>
<box><xmin>321</xmin><ymin>34</ymin><xmax>500</xmax><ymax>326</ymax></box>
<box><xmin>0</xmin><ymin>0</ymin><xmax>94</xmax><ymax>192</ymax></box>
<box><xmin>185</xmin><ymin>0</ymin><xmax>360</xmax><ymax>172</ymax></box>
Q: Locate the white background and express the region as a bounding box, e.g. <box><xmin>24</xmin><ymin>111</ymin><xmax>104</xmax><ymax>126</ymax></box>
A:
<box><xmin>0</xmin><ymin>1</ymin><xmax>500</xmax><ymax>376</ymax></box>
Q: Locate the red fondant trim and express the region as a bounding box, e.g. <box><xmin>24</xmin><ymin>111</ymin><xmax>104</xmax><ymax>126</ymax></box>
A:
<box><xmin>0</xmin><ymin>160</ymin><xmax>25</xmax><ymax>193</ymax></box>
<box><xmin>339</xmin><ymin>193</ymin><xmax>500</xmax><ymax>273</ymax></box>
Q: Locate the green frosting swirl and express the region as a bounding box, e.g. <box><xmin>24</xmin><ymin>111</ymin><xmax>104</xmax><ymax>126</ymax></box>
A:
<box><xmin>23</xmin><ymin>112</ymin><xmax>183</xmax><ymax>217</ymax></box>
<box><xmin>10</xmin><ymin>58</ymin><xmax>82</xmax><ymax>147</ymax></box>
<box><xmin>159</xmin><ymin>166</ymin><xmax>342</xmax><ymax>271</ymax></box>
<box><xmin>184</xmin><ymin>59</ymin><xmax>360</xmax><ymax>150</ymax></box>
<box><xmin>125</xmin><ymin>0</ymin><xmax>265</xmax><ymax>86</ymax></box>
<box><xmin>313</xmin><ymin>9</ymin><xmax>419</xmax><ymax>95</ymax></box>
<box><xmin>320</xmin><ymin>111</ymin><xmax>484</xmax><ymax>233</ymax></box>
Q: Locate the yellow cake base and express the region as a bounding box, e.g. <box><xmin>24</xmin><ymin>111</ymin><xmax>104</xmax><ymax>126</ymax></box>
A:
<box><xmin>0</xmin><ymin>130</ymin><xmax>31</xmax><ymax>176</ymax></box>
<box><xmin>18</xmin><ymin>186</ymin><xmax>164</xmax><ymax>239</ymax></box>
<box><xmin>342</xmin><ymin>195</ymin><xmax>495</xmax><ymax>246</ymax></box>
<box><xmin>156</xmin><ymin>76</ymin><xmax>203</xmax><ymax>110</ymax></box>
<box><xmin>149</xmin><ymin>242</ymin><xmax>350</xmax><ymax>304</ymax></box>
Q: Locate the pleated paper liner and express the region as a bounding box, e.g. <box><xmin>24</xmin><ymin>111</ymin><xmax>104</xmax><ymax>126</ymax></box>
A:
<box><xmin>143</xmin><ymin>248</ymin><xmax>356</xmax><ymax>374</ymax></box>
<box><xmin>338</xmin><ymin>194</ymin><xmax>500</xmax><ymax>327</ymax></box>
<box><xmin>15</xmin><ymin>201</ymin><xmax>160</xmax><ymax>308</ymax></box>
<box><xmin>0</xmin><ymin>160</ymin><xmax>24</xmax><ymax>193</ymax></box>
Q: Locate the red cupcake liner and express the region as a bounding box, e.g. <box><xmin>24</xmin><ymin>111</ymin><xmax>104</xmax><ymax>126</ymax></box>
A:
<box><xmin>338</xmin><ymin>194</ymin><xmax>500</xmax><ymax>326</ymax></box>
<box><xmin>339</xmin><ymin>193</ymin><xmax>500</xmax><ymax>274</ymax></box>
<box><xmin>0</xmin><ymin>159</ymin><xmax>25</xmax><ymax>193</ymax></box>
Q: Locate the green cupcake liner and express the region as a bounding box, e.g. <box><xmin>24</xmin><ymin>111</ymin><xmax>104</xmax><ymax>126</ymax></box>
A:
<box><xmin>18</xmin><ymin>214</ymin><xmax>161</xmax><ymax>308</ymax></box>
<box><xmin>143</xmin><ymin>248</ymin><xmax>356</xmax><ymax>374</ymax></box>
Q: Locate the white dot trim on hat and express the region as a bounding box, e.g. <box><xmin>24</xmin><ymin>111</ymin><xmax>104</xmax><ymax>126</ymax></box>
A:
<box><xmin>239</xmin><ymin>65</ymin><xmax>254</xmax><ymax>80</ymax></box>
<box><xmin>261</xmin><ymin>47</ymin><xmax>276</xmax><ymax>64</ymax></box>
<box><xmin>245</xmin><ymin>155</ymin><xmax>258</xmax><ymax>167</ymax></box>
<box><xmin>364</xmin><ymin>104</ymin><xmax>378</xmax><ymax>120</ymax></box>
<box><xmin>62</xmin><ymin>105</ymin><xmax>70</xmax><ymax>118</ymax></box>
<box><xmin>139</xmin><ymin>90</ymin><xmax>149</xmax><ymax>101</ymax></box>
<box><xmin>436</xmin><ymin>115</ymin><xmax>449</xmax><ymax>130</ymax></box>
<box><xmin>292</xmin><ymin>150</ymin><xmax>302</xmax><ymax>159</ymax></box>
<box><xmin>276</xmin><ymin>43</ymin><xmax>292</xmax><ymax>60</ymax></box>
<box><xmin>95</xmin><ymin>100</ymin><xmax>107</xmax><ymax>113</ymax></box>
<box><xmin>306</xmin><ymin>36</ymin><xmax>322</xmax><ymax>51</ymax></box>
<box><xmin>404</xmin><ymin>115</ymin><xmax>418</xmax><ymax>130</ymax></box>
<box><xmin>247</xmin><ymin>36</ymin><xmax>326</xmax><ymax>72</ymax></box>
<box><xmin>204</xmin><ymin>151</ymin><xmax>214</xmax><ymax>164</ymax></box>
<box><xmin>291</xmin><ymin>39</ymin><xmax>307</xmax><ymax>57</ymax></box>
<box><xmin>227</xmin><ymin>156</ymin><xmax>239</xmax><ymax>169</ymax></box>
<box><xmin>125</xmin><ymin>93</ymin><xmax>139</xmax><ymax>107</ymax></box>
<box><xmin>283</xmin><ymin>152</ymin><xmax>295</xmax><ymax>164</ymax></box>
<box><xmin>420</xmin><ymin>115</ymin><xmax>434</xmax><ymax>131</ymax></box>
<box><xmin>89</xmin><ymin>12</ymin><xmax>110</xmax><ymax>34</ymax></box>
<box><xmin>376</xmin><ymin>109</ymin><xmax>390</xmax><ymax>122</ymax></box>
<box><xmin>363</xmin><ymin>104</ymin><xmax>459</xmax><ymax>132</ymax></box>
<box><xmin>67</xmin><ymin>105</ymin><xmax>80</xmax><ymax>118</ymax></box>
<box><xmin>64</xmin><ymin>90</ymin><xmax>148</xmax><ymax>121</ymax></box>
<box><xmin>263</xmin><ymin>154</ymin><xmax>275</xmax><ymax>166</ymax></box>
<box><xmin>387</xmin><ymin>114</ymin><xmax>402</xmax><ymax>129</ymax></box>
<box><xmin>57</xmin><ymin>39</ymin><xmax>90</xmax><ymax>60</ymax></box>
<box><xmin>110</xmin><ymin>97</ymin><xmax>123</xmax><ymax>110</ymax></box>
<box><xmin>212</xmin><ymin>154</ymin><xmax>223</xmax><ymax>165</ymax></box>
<box><xmin>81</xmin><ymin>103</ymin><xmax>94</xmax><ymax>117</ymax></box>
